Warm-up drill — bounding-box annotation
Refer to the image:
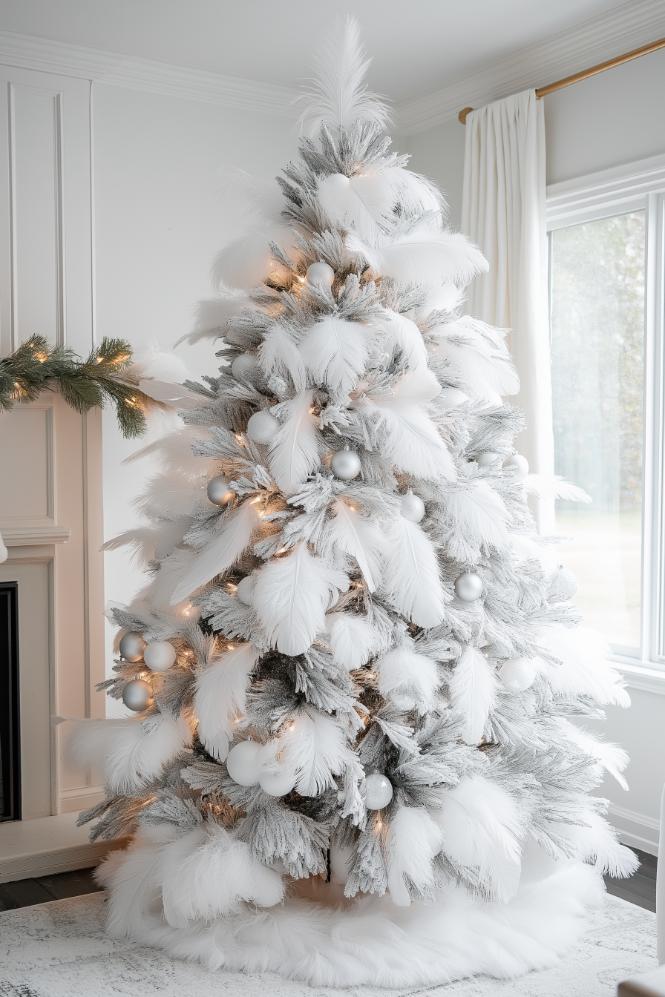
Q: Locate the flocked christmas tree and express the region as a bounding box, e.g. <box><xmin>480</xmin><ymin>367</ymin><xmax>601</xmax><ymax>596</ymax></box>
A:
<box><xmin>79</xmin><ymin>20</ymin><xmax>636</xmax><ymax>987</ymax></box>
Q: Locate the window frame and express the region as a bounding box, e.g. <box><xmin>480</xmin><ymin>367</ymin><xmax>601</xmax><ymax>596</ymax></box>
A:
<box><xmin>546</xmin><ymin>154</ymin><xmax>665</xmax><ymax>687</ymax></box>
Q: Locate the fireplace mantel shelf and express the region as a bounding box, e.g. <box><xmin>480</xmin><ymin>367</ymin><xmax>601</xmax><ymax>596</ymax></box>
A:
<box><xmin>0</xmin><ymin>813</ymin><xmax>123</xmax><ymax>883</ymax></box>
<box><xmin>1</xmin><ymin>523</ymin><xmax>72</xmax><ymax>546</ymax></box>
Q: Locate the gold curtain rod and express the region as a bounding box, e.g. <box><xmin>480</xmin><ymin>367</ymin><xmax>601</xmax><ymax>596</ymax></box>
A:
<box><xmin>458</xmin><ymin>36</ymin><xmax>665</xmax><ymax>124</ymax></box>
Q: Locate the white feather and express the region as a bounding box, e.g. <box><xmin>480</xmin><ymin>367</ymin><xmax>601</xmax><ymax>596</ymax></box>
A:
<box><xmin>387</xmin><ymin>806</ymin><xmax>443</xmax><ymax>906</ymax></box>
<box><xmin>380</xmin><ymin>515</ymin><xmax>446</xmax><ymax>628</ymax></box>
<box><xmin>212</xmin><ymin>224</ymin><xmax>296</xmax><ymax>291</ymax></box>
<box><xmin>194</xmin><ymin>643</ymin><xmax>259</xmax><ymax>760</ymax></box>
<box><xmin>430</xmin><ymin>316</ymin><xmax>519</xmax><ymax>400</ymax></box>
<box><xmin>170</xmin><ymin>501</ymin><xmax>259</xmax><ymax>605</ymax></box>
<box><xmin>361</xmin><ymin>368</ymin><xmax>455</xmax><ymax>480</ymax></box>
<box><xmin>300</xmin><ymin>316</ymin><xmax>372</xmax><ymax>397</ymax></box>
<box><xmin>103</xmin><ymin>520</ymin><xmax>189</xmax><ymax>566</ymax></box>
<box><xmin>442</xmin><ymin>481</ymin><xmax>509</xmax><ymax>559</ymax></box>
<box><xmin>125</xmin><ymin>424</ymin><xmax>211</xmax><ymax>479</ymax></box>
<box><xmin>316</xmin><ymin>173</ymin><xmax>386</xmax><ymax>244</ymax></box>
<box><xmin>526</xmin><ymin>473</ymin><xmax>592</xmax><ymax>504</ymax></box>
<box><xmin>160</xmin><ymin>823</ymin><xmax>284</xmax><ymax>926</ymax></box>
<box><xmin>299</xmin><ymin>16</ymin><xmax>390</xmax><ymax>134</ymax></box>
<box><xmin>557</xmin><ymin>720</ymin><xmax>629</xmax><ymax>791</ymax></box>
<box><xmin>322</xmin><ymin>498</ymin><xmax>385</xmax><ymax>591</ymax></box>
<box><xmin>350</xmin><ymin>167</ymin><xmax>444</xmax><ymax>222</ymax></box>
<box><xmin>373</xmin><ymin>310</ymin><xmax>428</xmax><ymax>369</ymax></box>
<box><xmin>435</xmin><ymin>775</ymin><xmax>523</xmax><ymax>901</ymax></box>
<box><xmin>325</xmin><ymin>612</ymin><xmax>382</xmax><ymax>669</ymax></box>
<box><xmin>348</xmin><ymin>224</ymin><xmax>488</xmax><ymax>288</ymax></box>
<box><xmin>253</xmin><ymin>543</ymin><xmax>348</xmax><ymax>656</ymax></box>
<box><xmin>536</xmin><ymin>626</ymin><xmax>630</xmax><ymax>706</ymax></box>
<box><xmin>72</xmin><ymin>716</ymin><xmax>191</xmax><ymax>794</ymax></box>
<box><xmin>258</xmin><ymin>324</ymin><xmax>307</xmax><ymax>392</ymax></box>
<box><xmin>174</xmin><ymin>292</ymin><xmax>247</xmax><ymax>347</ymax></box>
<box><xmin>102</xmin><ymin>826</ymin><xmax>179</xmax><ymax>940</ymax></box>
<box><xmin>137</xmin><ymin>469</ymin><xmax>204</xmax><ymax>521</ymax></box>
<box><xmin>269</xmin><ymin>390</ymin><xmax>322</xmax><ymax>494</ymax></box>
<box><xmin>448</xmin><ymin>646</ymin><xmax>497</xmax><ymax>745</ymax></box>
<box><xmin>552</xmin><ymin>811</ymin><xmax>638</xmax><ymax>878</ymax></box>
<box><xmin>375</xmin><ymin>639</ymin><xmax>440</xmax><ymax>714</ymax></box>
<box><xmin>280</xmin><ymin>706</ymin><xmax>355</xmax><ymax>796</ymax></box>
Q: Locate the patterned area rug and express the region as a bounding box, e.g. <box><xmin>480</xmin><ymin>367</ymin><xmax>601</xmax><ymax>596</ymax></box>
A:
<box><xmin>0</xmin><ymin>891</ymin><xmax>656</xmax><ymax>996</ymax></box>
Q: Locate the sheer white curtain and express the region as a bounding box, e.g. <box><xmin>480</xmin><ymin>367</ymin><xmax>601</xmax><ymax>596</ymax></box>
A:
<box><xmin>461</xmin><ymin>89</ymin><xmax>554</xmax><ymax>529</ymax></box>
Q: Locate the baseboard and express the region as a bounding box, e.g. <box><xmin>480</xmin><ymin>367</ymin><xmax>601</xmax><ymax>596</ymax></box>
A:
<box><xmin>609</xmin><ymin>802</ymin><xmax>660</xmax><ymax>857</ymax></box>
<box><xmin>0</xmin><ymin>812</ymin><xmax>126</xmax><ymax>883</ymax></box>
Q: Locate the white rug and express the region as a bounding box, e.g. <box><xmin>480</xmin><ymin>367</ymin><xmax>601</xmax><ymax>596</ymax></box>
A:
<box><xmin>0</xmin><ymin>891</ymin><xmax>656</xmax><ymax>996</ymax></box>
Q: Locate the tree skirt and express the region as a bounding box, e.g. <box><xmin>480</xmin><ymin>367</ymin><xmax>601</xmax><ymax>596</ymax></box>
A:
<box><xmin>0</xmin><ymin>879</ymin><xmax>655</xmax><ymax>997</ymax></box>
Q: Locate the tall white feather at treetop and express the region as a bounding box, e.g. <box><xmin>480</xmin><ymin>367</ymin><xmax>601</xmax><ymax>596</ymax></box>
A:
<box><xmin>83</xmin><ymin>17</ymin><xmax>635</xmax><ymax>988</ymax></box>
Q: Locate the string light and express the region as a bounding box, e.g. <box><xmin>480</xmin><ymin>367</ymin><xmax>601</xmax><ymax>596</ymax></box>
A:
<box><xmin>33</xmin><ymin>351</ymin><xmax>48</xmax><ymax>363</ymax></box>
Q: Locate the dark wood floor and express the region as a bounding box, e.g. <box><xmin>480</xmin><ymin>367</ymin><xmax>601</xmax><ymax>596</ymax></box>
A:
<box><xmin>0</xmin><ymin>849</ymin><xmax>657</xmax><ymax>913</ymax></box>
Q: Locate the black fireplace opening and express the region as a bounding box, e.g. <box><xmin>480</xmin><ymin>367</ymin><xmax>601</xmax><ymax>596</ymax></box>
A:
<box><xmin>0</xmin><ymin>581</ymin><xmax>20</xmax><ymax>822</ymax></box>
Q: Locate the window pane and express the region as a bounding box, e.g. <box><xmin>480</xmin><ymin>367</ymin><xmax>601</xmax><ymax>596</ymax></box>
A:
<box><xmin>549</xmin><ymin>211</ymin><xmax>646</xmax><ymax>651</ymax></box>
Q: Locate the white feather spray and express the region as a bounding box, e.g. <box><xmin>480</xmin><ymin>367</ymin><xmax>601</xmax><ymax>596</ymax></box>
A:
<box><xmin>258</xmin><ymin>323</ymin><xmax>307</xmax><ymax>392</ymax></box>
<box><xmin>381</xmin><ymin>515</ymin><xmax>446</xmax><ymax>628</ymax></box>
<box><xmin>194</xmin><ymin>643</ymin><xmax>259</xmax><ymax>761</ymax></box>
<box><xmin>325</xmin><ymin>612</ymin><xmax>382</xmax><ymax>670</ymax></box>
<box><xmin>269</xmin><ymin>390</ymin><xmax>322</xmax><ymax>494</ymax></box>
<box><xmin>322</xmin><ymin>498</ymin><xmax>385</xmax><ymax>591</ymax></box>
<box><xmin>280</xmin><ymin>706</ymin><xmax>355</xmax><ymax>796</ymax></box>
<box><xmin>442</xmin><ymin>481</ymin><xmax>509</xmax><ymax>560</ymax></box>
<box><xmin>448</xmin><ymin>646</ymin><xmax>497</xmax><ymax>745</ymax></box>
<box><xmin>387</xmin><ymin>806</ymin><xmax>443</xmax><ymax>906</ymax></box>
<box><xmin>300</xmin><ymin>316</ymin><xmax>372</xmax><ymax>398</ymax></box>
<box><xmin>375</xmin><ymin>639</ymin><xmax>440</xmax><ymax>714</ymax></box>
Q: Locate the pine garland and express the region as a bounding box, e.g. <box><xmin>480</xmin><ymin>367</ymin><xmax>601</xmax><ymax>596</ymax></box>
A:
<box><xmin>0</xmin><ymin>335</ymin><xmax>157</xmax><ymax>437</ymax></box>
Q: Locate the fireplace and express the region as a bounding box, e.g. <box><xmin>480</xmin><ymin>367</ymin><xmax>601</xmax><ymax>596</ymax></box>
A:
<box><xmin>0</xmin><ymin>582</ymin><xmax>20</xmax><ymax>822</ymax></box>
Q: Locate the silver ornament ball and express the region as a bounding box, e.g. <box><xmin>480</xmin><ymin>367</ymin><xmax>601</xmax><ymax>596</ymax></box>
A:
<box><xmin>207</xmin><ymin>474</ymin><xmax>234</xmax><ymax>506</ymax></box>
<box><xmin>259</xmin><ymin>763</ymin><xmax>296</xmax><ymax>797</ymax></box>
<box><xmin>332</xmin><ymin>447</ymin><xmax>361</xmax><ymax>481</ymax></box>
<box><xmin>143</xmin><ymin>640</ymin><xmax>177</xmax><ymax>673</ymax></box>
<box><xmin>454</xmin><ymin>571</ymin><xmax>484</xmax><ymax>602</ymax></box>
<box><xmin>236</xmin><ymin>574</ymin><xmax>255</xmax><ymax>606</ymax></box>
<box><xmin>231</xmin><ymin>353</ymin><xmax>260</xmax><ymax>383</ymax></box>
<box><xmin>504</xmin><ymin>453</ymin><xmax>529</xmax><ymax>478</ymax></box>
<box><xmin>247</xmin><ymin>410</ymin><xmax>279</xmax><ymax>445</ymax></box>
<box><xmin>226</xmin><ymin>740</ymin><xmax>262</xmax><ymax>787</ymax></box>
<box><xmin>549</xmin><ymin>565</ymin><xmax>578</xmax><ymax>601</ymax></box>
<box><xmin>306</xmin><ymin>261</ymin><xmax>335</xmax><ymax>290</ymax></box>
<box><xmin>499</xmin><ymin>656</ymin><xmax>536</xmax><ymax>692</ymax></box>
<box><xmin>122</xmin><ymin>678</ymin><xmax>152</xmax><ymax>712</ymax></box>
<box><xmin>400</xmin><ymin>491</ymin><xmax>426</xmax><ymax>523</ymax></box>
<box><xmin>118</xmin><ymin>631</ymin><xmax>145</xmax><ymax>663</ymax></box>
<box><xmin>365</xmin><ymin>772</ymin><xmax>394</xmax><ymax>810</ymax></box>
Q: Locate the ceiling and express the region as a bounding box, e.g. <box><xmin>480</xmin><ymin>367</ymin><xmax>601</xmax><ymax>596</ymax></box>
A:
<box><xmin>0</xmin><ymin>0</ymin><xmax>635</xmax><ymax>103</ymax></box>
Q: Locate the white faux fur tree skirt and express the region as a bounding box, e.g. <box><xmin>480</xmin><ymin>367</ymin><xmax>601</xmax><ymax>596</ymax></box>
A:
<box><xmin>92</xmin><ymin>850</ymin><xmax>626</xmax><ymax>989</ymax></box>
<box><xmin>0</xmin><ymin>884</ymin><xmax>655</xmax><ymax>997</ymax></box>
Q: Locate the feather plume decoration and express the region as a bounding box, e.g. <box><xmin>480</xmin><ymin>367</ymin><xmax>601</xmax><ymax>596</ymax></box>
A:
<box><xmin>526</xmin><ymin>473</ymin><xmax>592</xmax><ymax>504</ymax></box>
<box><xmin>298</xmin><ymin>16</ymin><xmax>390</xmax><ymax>134</ymax></box>
<box><xmin>280</xmin><ymin>706</ymin><xmax>355</xmax><ymax>796</ymax></box>
<box><xmin>361</xmin><ymin>368</ymin><xmax>456</xmax><ymax>480</ymax></box>
<box><xmin>373</xmin><ymin>310</ymin><xmax>428</xmax><ymax>369</ymax></box>
<box><xmin>557</xmin><ymin>720</ymin><xmax>629</xmax><ymax>791</ymax></box>
<box><xmin>448</xmin><ymin>646</ymin><xmax>497</xmax><ymax>745</ymax></box>
<box><xmin>316</xmin><ymin>174</ymin><xmax>386</xmax><ymax>244</ymax></box>
<box><xmin>212</xmin><ymin>224</ymin><xmax>296</xmax><ymax>291</ymax></box>
<box><xmin>161</xmin><ymin>824</ymin><xmax>284</xmax><ymax>925</ymax></box>
<box><xmin>258</xmin><ymin>324</ymin><xmax>307</xmax><ymax>392</ymax></box>
<box><xmin>137</xmin><ymin>469</ymin><xmax>205</xmax><ymax>521</ymax></box>
<box><xmin>347</xmin><ymin>223</ymin><xmax>488</xmax><ymax>288</ymax></box>
<box><xmin>174</xmin><ymin>292</ymin><xmax>247</xmax><ymax>347</ymax></box>
<box><xmin>552</xmin><ymin>811</ymin><xmax>638</xmax><ymax>878</ymax></box>
<box><xmin>169</xmin><ymin>500</ymin><xmax>259</xmax><ymax>605</ymax></box>
<box><xmin>441</xmin><ymin>481</ymin><xmax>509</xmax><ymax>561</ymax></box>
<box><xmin>321</xmin><ymin>497</ymin><xmax>385</xmax><ymax>591</ymax></box>
<box><xmin>194</xmin><ymin>643</ymin><xmax>259</xmax><ymax>761</ymax></box>
<box><xmin>101</xmin><ymin>827</ymin><xmax>178</xmax><ymax>940</ymax></box>
<box><xmin>300</xmin><ymin>316</ymin><xmax>372</xmax><ymax>397</ymax></box>
<box><xmin>325</xmin><ymin>612</ymin><xmax>382</xmax><ymax>669</ymax></box>
<box><xmin>387</xmin><ymin>806</ymin><xmax>443</xmax><ymax>906</ymax></box>
<box><xmin>268</xmin><ymin>390</ymin><xmax>322</xmax><ymax>494</ymax></box>
<box><xmin>125</xmin><ymin>424</ymin><xmax>211</xmax><ymax>479</ymax></box>
<box><xmin>375</xmin><ymin>639</ymin><xmax>440</xmax><ymax>714</ymax></box>
<box><xmin>253</xmin><ymin>543</ymin><xmax>348</xmax><ymax>656</ymax></box>
<box><xmin>71</xmin><ymin>716</ymin><xmax>191</xmax><ymax>794</ymax></box>
<box><xmin>430</xmin><ymin>316</ymin><xmax>518</xmax><ymax>401</ymax></box>
<box><xmin>435</xmin><ymin>775</ymin><xmax>523</xmax><ymax>901</ymax></box>
<box><xmin>380</xmin><ymin>515</ymin><xmax>446</xmax><ymax>628</ymax></box>
<box><xmin>103</xmin><ymin>519</ymin><xmax>189</xmax><ymax>566</ymax></box>
<box><xmin>351</xmin><ymin>167</ymin><xmax>444</xmax><ymax>222</ymax></box>
<box><xmin>536</xmin><ymin>626</ymin><xmax>629</xmax><ymax>706</ymax></box>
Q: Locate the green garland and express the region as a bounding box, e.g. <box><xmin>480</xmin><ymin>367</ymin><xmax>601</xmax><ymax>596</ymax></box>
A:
<box><xmin>0</xmin><ymin>335</ymin><xmax>156</xmax><ymax>437</ymax></box>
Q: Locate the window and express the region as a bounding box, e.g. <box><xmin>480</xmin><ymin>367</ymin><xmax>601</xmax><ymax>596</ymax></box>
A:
<box><xmin>547</xmin><ymin>157</ymin><xmax>665</xmax><ymax>669</ymax></box>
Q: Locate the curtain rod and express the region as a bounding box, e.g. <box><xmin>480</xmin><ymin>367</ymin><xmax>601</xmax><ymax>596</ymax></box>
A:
<box><xmin>458</xmin><ymin>36</ymin><xmax>665</xmax><ymax>124</ymax></box>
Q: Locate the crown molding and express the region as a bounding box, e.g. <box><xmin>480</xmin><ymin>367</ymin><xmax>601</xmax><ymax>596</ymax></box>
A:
<box><xmin>0</xmin><ymin>30</ymin><xmax>299</xmax><ymax>116</ymax></box>
<box><xmin>395</xmin><ymin>0</ymin><xmax>665</xmax><ymax>134</ymax></box>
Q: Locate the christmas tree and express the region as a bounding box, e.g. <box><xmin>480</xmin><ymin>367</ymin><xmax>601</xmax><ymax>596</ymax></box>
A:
<box><xmin>80</xmin><ymin>20</ymin><xmax>636</xmax><ymax>987</ymax></box>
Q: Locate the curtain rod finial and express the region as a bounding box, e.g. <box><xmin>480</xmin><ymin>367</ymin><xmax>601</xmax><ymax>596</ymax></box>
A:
<box><xmin>458</xmin><ymin>106</ymin><xmax>473</xmax><ymax>125</ymax></box>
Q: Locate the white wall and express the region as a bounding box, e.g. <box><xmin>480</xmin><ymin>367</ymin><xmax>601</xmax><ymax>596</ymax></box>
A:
<box><xmin>95</xmin><ymin>85</ymin><xmax>297</xmax><ymax>699</ymax></box>
<box><xmin>404</xmin><ymin>49</ymin><xmax>665</xmax><ymax>854</ymax></box>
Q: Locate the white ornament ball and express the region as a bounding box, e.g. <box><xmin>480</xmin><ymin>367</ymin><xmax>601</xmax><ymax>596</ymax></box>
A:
<box><xmin>400</xmin><ymin>491</ymin><xmax>425</xmax><ymax>523</ymax></box>
<box><xmin>332</xmin><ymin>447</ymin><xmax>361</xmax><ymax>481</ymax></box>
<box><xmin>440</xmin><ymin>387</ymin><xmax>468</xmax><ymax>410</ymax></box>
<box><xmin>365</xmin><ymin>772</ymin><xmax>394</xmax><ymax>810</ymax></box>
<box><xmin>306</xmin><ymin>261</ymin><xmax>335</xmax><ymax>290</ymax></box>
<box><xmin>226</xmin><ymin>740</ymin><xmax>262</xmax><ymax>787</ymax></box>
<box><xmin>118</xmin><ymin>631</ymin><xmax>145</xmax><ymax>663</ymax></box>
<box><xmin>122</xmin><ymin>678</ymin><xmax>152</xmax><ymax>712</ymax></box>
<box><xmin>236</xmin><ymin>574</ymin><xmax>255</xmax><ymax>605</ymax></box>
<box><xmin>454</xmin><ymin>571</ymin><xmax>484</xmax><ymax>602</ymax></box>
<box><xmin>504</xmin><ymin>453</ymin><xmax>529</xmax><ymax>478</ymax></box>
<box><xmin>231</xmin><ymin>353</ymin><xmax>260</xmax><ymax>383</ymax></box>
<box><xmin>207</xmin><ymin>474</ymin><xmax>234</xmax><ymax>506</ymax></box>
<box><xmin>247</xmin><ymin>410</ymin><xmax>279</xmax><ymax>445</ymax></box>
<box><xmin>259</xmin><ymin>764</ymin><xmax>297</xmax><ymax>797</ymax></box>
<box><xmin>143</xmin><ymin>640</ymin><xmax>177</xmax><ymax>673</ymax></box>
<box><xmin>476</xmin><ymin>451</ymin><xmax>501</xmax><ymax>468</ymax></box>
<box><xmin>499</xmin><ymin>656</ymin><xmax>537</xmax><ymax>692</ymax></box>
<box><xmin>550</xmin><ymin>565</ymin><xmax>578</xmax><ymax>601</ymax></box>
